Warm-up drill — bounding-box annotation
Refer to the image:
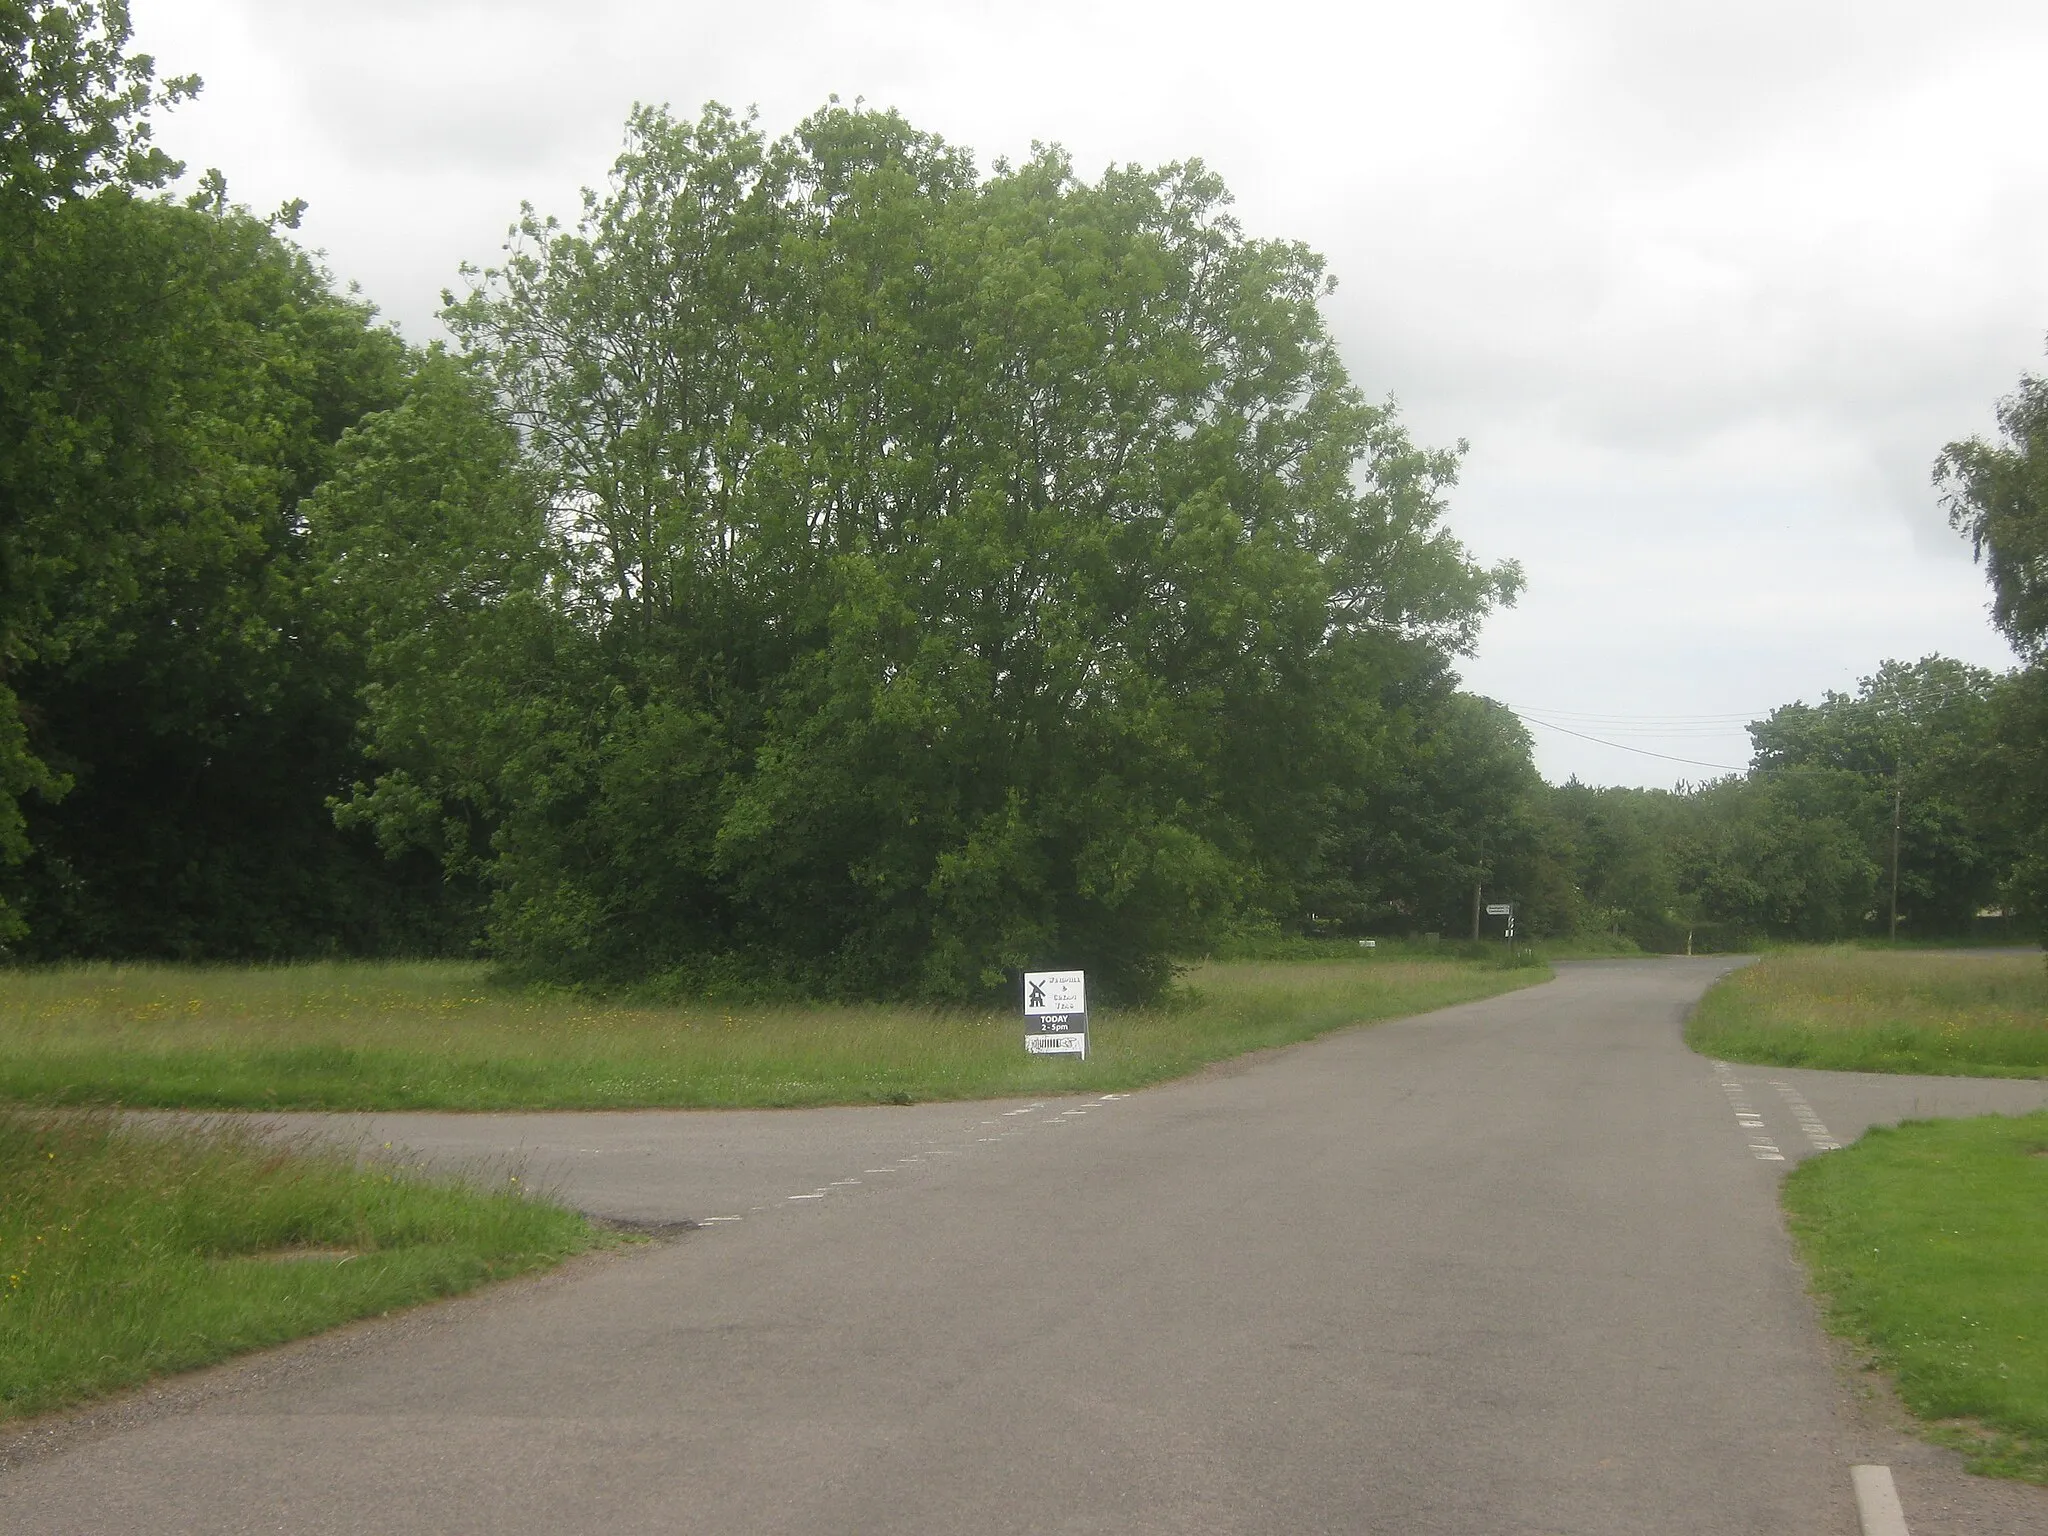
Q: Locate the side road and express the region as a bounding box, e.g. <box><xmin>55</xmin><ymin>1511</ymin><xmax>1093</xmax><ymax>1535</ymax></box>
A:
<box><xmin>5</xmin><ymin>959</ymin><xmax>2046</xmax><ymax>1533</ymax></box>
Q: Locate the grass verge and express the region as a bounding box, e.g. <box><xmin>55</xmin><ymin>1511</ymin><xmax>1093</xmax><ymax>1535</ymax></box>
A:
<box><xmin>0</xmin><ymin>956</ymin><xmax>1547</xmax><ymax>1110</ymax></box>
<box><xmin>1</xmin><ymin>1112</ymin><xmax>604</xmax><ymax>1421</ymax></box>
<box><xmin>1687</xmin><ymin>949</ymin><xmax>2048</xmax><ymax>1077</ymax></box>
<box><xmin>1783</xmin><ymin>1111</ymin><xmax>2048</xmax><ymax>1484</ymax></box>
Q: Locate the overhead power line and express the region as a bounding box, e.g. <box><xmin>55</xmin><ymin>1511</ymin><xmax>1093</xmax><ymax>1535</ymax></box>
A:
<box><xmin>1516</xmin><ymin>720</ymin><xmax>1748</xmax><ymax>741</ymax></box>
<box><xmin>1508</xmin><ymin>713</ymin><xmax>1745</xmax><ymax>773</ymax></box>
<box><xmin>1504</xmin><ymin>708</ymin><xmax>1768</xmax><ymax>723</ymax></box>
<box><xmin>1504</xmin><ymin>704</ymin><xmax>1770</xmax><ymax>741</ymax></box>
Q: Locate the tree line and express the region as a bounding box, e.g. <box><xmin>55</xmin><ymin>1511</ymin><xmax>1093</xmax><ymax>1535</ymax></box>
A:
<box><xmin>1489</xmin><ymin>377</ymin><xmax>2048</xmax><ymax>953</ymax></box>
<box><xmin>1511</xmin><ymin>656</ymin><xmax>2044</xmax><ymax>951</ymax></box>
<box><xmin>1</xmin><ymin>2</ymin><xmax>2042</xmax><ymax>996</ymax></box>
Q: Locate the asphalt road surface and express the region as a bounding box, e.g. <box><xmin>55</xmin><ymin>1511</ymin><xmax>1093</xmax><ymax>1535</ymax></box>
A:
<box><xmin>6</xmin><ymin>958</ymin><xmax>2048</xmax><ymax>1534</ymax></box>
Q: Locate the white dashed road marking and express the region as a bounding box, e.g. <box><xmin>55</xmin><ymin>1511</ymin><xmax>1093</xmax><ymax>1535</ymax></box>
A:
<box><xmin>1714</xmin><ymin>1064</ymin><xmax>1785</xmax><ymax>1160</ymax></box>
<box><xmin>1769</xmin><ymin>1080</ymin><xmax>1842</xmax><ymax>1151</ymax></box>
<box><xmin>1851</xmin><ymin>1464</ymin><xmax>1912</xmax><ymax>1535</ymax></box>
<box><xmin>697</xmin><ymin>1096</ymin><xmax>1128</xmax><ymax>1228</ymax></box>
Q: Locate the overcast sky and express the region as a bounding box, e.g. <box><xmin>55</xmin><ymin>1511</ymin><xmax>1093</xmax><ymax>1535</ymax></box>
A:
<box><xmin>128</xmin><ymin>0</ymin><xmax>2048</xmax><ymax>786</ymax></box>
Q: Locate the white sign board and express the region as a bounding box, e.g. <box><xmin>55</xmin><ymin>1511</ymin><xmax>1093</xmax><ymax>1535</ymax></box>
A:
<box><xmin>1024</xmin><ymin>971</ymin><xmax>1085</xmax><ymax>1017</ymax></box>
<box><xmin>1023</xmin><ymin>969</ymin><xmax>1088</xmax><ymax>1059</ymax></box>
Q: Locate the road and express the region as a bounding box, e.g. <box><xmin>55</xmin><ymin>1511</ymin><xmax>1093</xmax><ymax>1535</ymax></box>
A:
<box><xmin>5</xmin><ymin>958</ymin><xmax>2047</xmax><ymax>1534</ymax></box>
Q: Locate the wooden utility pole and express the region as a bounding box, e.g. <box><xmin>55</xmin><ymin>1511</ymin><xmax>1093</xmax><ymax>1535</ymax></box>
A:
<box><xmin>1471</xmin><ymin>879</ymin><xmax>1483</xmax><ymax>942</ymax></box>
<box><xmin>1888</xmin><ymin>772</ymin><xmax>1903</xmax><ymax>944</ymax></box>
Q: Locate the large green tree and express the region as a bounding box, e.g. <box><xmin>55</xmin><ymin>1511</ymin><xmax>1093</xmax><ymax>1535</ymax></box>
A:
<box><xmin>0</xmin><ymin>0</ymin><xmax>195</xmax><ymax>934</ymax></box>
<box><xmin>0</xmin><ymin>1</ymin><xmax>462</xmax><ymax>956</ymax></box>
<box><xmin>0</xmin><ymin>0</ymin><xmax>192</xmax><ymax>210</ymax></box>
<box><xmin>1940</xmin><ymin>368</ymin><xmax>2048</xmax><ymax>659</ymax></box>
<box><xmin>1747</xmin><ymin>657</ymin><xmax>2010</xmax><ymax>936</ymax></box>
<box><xmin>1546</xmin><ymin>780</ymin><xmax>1684</xmax><ymax>946</ymax></box>
<box><xmin>0</xmin><ymin>188</ymin><xmax>460</xmax><ymax>955</ymax></box>
<box><xmin>1307</xmin><ymin>687</ymin><xmax>1581</xmax><ymax>938</ymax></box>
<box><xmin>1941</xmin><ymin>357</ymin><xmax>2048</xmax><ymax>937</ymax></box>
<box><xmin>324</xmin><ymin>102</ymin><xmax>1519</xmax><ymax>1000</ymax></box>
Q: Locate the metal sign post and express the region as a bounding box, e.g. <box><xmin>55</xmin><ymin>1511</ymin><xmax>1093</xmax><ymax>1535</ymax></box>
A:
<box><xmin>1022</xmin><ymin>970</ymin><xmax>1088</xmax><ymax>1059</ymax></box>
<box><xmin>1482</xmin><ymin>902</ymin><xmax>1516</xmax><ymax>941</ymax></box>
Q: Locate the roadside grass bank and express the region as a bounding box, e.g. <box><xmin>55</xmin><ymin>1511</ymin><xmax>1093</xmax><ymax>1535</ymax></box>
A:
<box><xmin>1</xmin><ymin>1112</ymin><xmax>604</xmax><ymax>1421</ymax></box>
<box><xmin>0</xmin><ymin>956</ymin><xmax>1548</xmax><ymax>1111</ymax></box>
<box><xmin>1783</xmin><ymin>1111</ymin><xmax>2048</xmax><ymax>1484</ymax></box>
<box><xmin>1837</xmin><ymin>932</ymin><xmax>2039</xmax><ymax>952</ymax></box>
<box><xmin>1686</xmin><ymin>949</ymin><xmax>2048</xmax><ymax>1077</ymax></box>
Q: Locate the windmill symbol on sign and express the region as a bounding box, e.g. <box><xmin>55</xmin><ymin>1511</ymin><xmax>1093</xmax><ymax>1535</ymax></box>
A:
<box><xmin>1027</xmin><ymin>979</ymin><xmax>1046</xmax><ymax>1009</ymax></box>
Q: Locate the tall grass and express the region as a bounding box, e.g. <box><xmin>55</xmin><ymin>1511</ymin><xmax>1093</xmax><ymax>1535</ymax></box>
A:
<box><xmin>0</xmin><ymin>956</ymin><xmax>1546</xmax><ymax>1110</ymax></box>
<box><xmin>0</xmin><ymin>1112</ymin><xmax>600</xmax><ymax>1420</ymax></box>
<box><xmin>1784</xmin><ymin>1111</ymin><xmax>2048</xmax><ymax>1483</ymax></box>
<box><xmin>1687</xmin><ymin>949</ymin><xmax>2048</xmax><ymax>1077</ymax></box>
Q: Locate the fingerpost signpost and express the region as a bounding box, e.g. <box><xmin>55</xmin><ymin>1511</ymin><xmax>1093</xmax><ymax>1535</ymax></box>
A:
<box><xmin>1023</xmin><ymin>970</ymin><xmax>1088</xmax><ymax>1059</ymax></box>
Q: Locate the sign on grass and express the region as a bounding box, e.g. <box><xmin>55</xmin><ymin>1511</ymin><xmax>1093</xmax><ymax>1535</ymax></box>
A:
<box><xmin>1023</xmin><ymin>969</ymin><xmax>1087</xmax><ymax>1059</ymax></box>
